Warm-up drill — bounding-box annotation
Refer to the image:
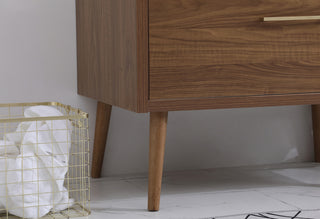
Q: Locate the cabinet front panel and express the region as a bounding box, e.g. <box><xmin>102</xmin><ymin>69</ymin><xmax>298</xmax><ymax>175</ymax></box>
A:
<box><xmin>149</xmin><ymin>0</ymin><xmax>320</xmax><ymax>100</ymax></box>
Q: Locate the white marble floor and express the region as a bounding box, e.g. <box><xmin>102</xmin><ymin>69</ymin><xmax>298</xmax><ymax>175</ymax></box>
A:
<box><xmin>81</xmin><ymin>163</ymin><xmax>320</xmax><ymax>219</ymax></box>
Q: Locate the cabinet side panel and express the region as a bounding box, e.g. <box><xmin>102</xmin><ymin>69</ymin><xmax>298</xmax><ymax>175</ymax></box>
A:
<box><xmin>76</xmin><ymin>0</ymin><xmax>139</xmax><ymax>112</ymax></box>
<box><xmin>137</xmin><ymin>0</ymin><xmax>149</xmax><ymax>113</ymax></box>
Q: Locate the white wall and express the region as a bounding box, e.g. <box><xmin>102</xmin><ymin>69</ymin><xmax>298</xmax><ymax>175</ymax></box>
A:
<box><xmin>0</xmin><ymin>0</ymin><xmax>314</xmax><ymax>176</ymax></box>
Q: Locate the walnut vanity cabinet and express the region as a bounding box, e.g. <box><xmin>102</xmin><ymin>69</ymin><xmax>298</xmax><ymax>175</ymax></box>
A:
<box><xmin>76</xmin><ymin>0</ymin><xmax>320</xmax><ymax>211</ymax></box>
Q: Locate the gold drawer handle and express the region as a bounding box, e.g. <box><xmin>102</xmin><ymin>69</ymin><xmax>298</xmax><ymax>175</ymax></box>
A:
<box><xmin>263</xmin><ymin>15</ymin><xmax>320</xmax><ymax>22</ymax></box>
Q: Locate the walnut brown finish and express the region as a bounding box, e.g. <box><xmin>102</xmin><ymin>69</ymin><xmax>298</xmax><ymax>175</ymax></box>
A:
<box><xmin>149</xmin><ymin>0</ymin><xmax>320</xmax><ymax>100</ymax></box>
<box><xmin>148</xmin><ymin>112</ymin><xmax>168</xmax><ymax>211</ymax></box>
<box><xmin>76</xmin><ymin>0</ymin><xmax>148</xmax><ymax>113</ymax></box>
<box><xmin>91</xmin><ymin>102</ymin><xmax>112</xmax><ymax>178</ymax></box>
<box><xmin>148</xmin><ymin>93</ymin><xmax>320</xmax><ymax>112</ymax></box>
<box><xmin>76</xmin><ymin>0</ymin><xmax>320</xmax><ymax>212</ymax></box>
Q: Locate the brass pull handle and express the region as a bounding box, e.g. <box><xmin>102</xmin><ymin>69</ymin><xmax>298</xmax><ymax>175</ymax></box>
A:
<box><xmin>263</xmin><ymin>15</ymin><xmax>320</xmax><ymax>22</ymax></box>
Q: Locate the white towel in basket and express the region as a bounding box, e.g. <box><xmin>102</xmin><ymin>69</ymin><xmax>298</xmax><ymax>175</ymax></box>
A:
<box><xmin>0</xmin><ymin>106</ymin><xmax>74</xmax><ymax>218</ymax></box>
<box><xmin>0</xmin><ymin>140</ymin><xmax>19</xmax><ymax>156</ymax></box>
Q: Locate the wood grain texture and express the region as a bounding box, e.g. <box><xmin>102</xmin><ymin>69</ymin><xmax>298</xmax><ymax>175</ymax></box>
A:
<box><xmin>312</xmin><ymin>105</ymin><xmax>320</xmax><ymax>162</ymax></box>
<box><xmin>148</xmin><ymin>93</ymin><xmax>320</xmax><ymax>112</ymax></box>
<box><xmin>137</xmin><ymin>0</ymin><xmax>149</xmax><ymax>112</ymax></box>
<box><xmin>76</xmin><ymin>0</ymin><xmax>149</xmax><ymax>113</ymax></box>
<box><xmin>148</xmin><ymin>112</ymin><xmax>168</xmax><ymax>211</ymax></box>
<box><xmin>91</xmin><ymin>102</ymin><xmax>112</xmax><ymax>178</ymax></box>
<box><xmin>149</xmin><ymin>0</ymin><xmax>320</xmax><ymax>100</ymax></box>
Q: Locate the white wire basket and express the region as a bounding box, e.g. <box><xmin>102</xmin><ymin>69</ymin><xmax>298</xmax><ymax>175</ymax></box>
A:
<box><xmin>0</xmin><ymin>102</ymin><xmax>90</xmax><ymax>219</ymax></box>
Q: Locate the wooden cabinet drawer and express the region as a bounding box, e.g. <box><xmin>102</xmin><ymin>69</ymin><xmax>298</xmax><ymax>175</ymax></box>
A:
<box><xmin>149</xmin><ymin>0</ymin><xmax>320</xmax><ymax>100</ymax></box>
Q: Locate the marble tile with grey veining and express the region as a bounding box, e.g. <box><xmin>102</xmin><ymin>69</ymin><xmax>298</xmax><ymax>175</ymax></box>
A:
<box><xmin>82</xmin><ymin>163</ymin><xmax>320</xmax><ymax>219</ymax></box>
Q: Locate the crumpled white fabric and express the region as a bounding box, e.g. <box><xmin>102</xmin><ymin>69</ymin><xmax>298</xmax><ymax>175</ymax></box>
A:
<box><xmin>0</xmin><ymin>106</ymin><xmax>74</xmax><ymax>218</ymax></box>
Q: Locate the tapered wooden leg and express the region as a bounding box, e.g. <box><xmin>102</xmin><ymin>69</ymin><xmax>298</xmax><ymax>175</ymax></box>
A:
<box><xmin>148</xmin><ymin>112</ymin><xmax>168</xmax><ymax>211</ymax></box>
<box><xmin>312</xmin><ymin>105</ymin><xmax>320</xmax><ymax>162</ymax></box>
<box><xmin>91</xmin><ymin>101</ymin><xmax>112</xmax><ymax>178</ymax></box>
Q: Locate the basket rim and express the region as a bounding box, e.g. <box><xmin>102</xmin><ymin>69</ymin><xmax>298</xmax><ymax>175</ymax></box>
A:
<box><xmin>0</xmin><ymin>102</ymin><xmax>88</xmax><ymax>123</ymax></box>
